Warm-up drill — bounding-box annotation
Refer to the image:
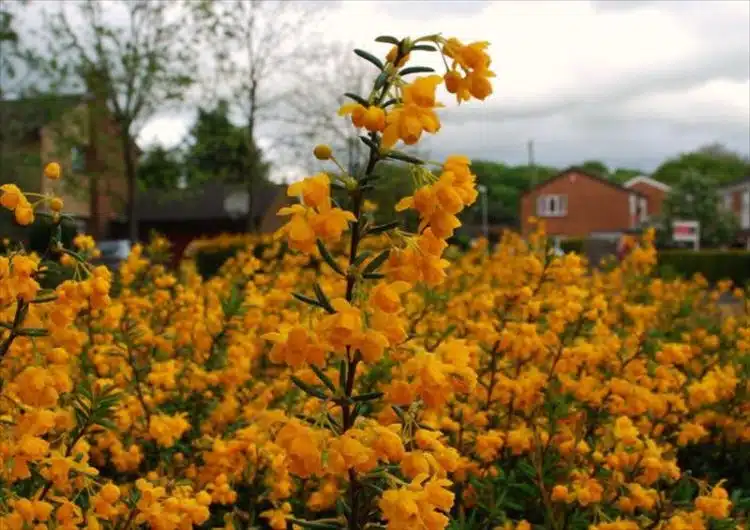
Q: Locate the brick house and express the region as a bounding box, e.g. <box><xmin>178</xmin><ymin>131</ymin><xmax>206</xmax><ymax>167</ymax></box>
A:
<box><xmin>719</xmin><ymin>175</ymin><xmax>750</xmax><ymax>248</ymax></box>
<box><xmin>623</xmin><ymin>175</ymin><xmax>671</xmax><ymax>219</ymax></box>
<box><xmin>0</xmin><ymin>93</ymin><xmax>134</xmax><ymax>239</ymax></box>
<box><xmin>520</xmin><ymin>167</ymin><xmax>651</xmax><ymax>239</ymax></box>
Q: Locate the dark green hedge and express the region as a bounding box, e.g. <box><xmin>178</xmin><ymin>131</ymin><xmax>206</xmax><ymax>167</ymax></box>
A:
<box><xmin>560</xmin><ymin>237</ymin><xmax>584</xmax><ymax>254</ymax></box>
<box><xmin>658</xmin><ymin>250</ymin><xmax>750</xmax><ymax>286</ymax></box>
<box><xmin>194</xmin><ymin>245</ymin><xmax>247</xmax><ymax>279</ymax></box>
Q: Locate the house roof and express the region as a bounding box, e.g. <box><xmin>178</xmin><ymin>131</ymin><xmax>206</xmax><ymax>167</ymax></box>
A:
<box><xmin>623</xmin><ymin>175</ymin><xmax>671</xmax><ymax>192</ymax></box>
<box><xmin>521</xmin><ymin>166</ymin><xmax>646</xmax><ymax>198</ymax></box>
<box><xmin>0</xmin><ymin>94</ymin><xmax>90</xmax><ymax>139</ymax></box>
<box><xmin>135</xmin><ymin>181</ymin><xmax>285</xmax><ymax>222</ymax></box>
<box><xmin>718</xmin><ymin>174</ymin><xmax>750</xmax><ymax>192</ymax></box>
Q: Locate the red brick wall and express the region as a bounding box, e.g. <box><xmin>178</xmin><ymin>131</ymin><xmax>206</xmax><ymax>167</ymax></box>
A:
<box><xmin>627</xmin><ymin>181</ymin><xmax>666</xmax><ymax>217</ymax></box>
<box><xmin>520</xmin><ymin>171</ymin><xmax>634</xmax><ymax>237</ymax></box>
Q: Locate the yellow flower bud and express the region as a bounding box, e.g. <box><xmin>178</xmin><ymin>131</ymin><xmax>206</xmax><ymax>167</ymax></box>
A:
<box><xmin>44</xmin><ymin>162</ymin><xmax>61</xmax><ymax>180</ymax></box>
<box><xmin>50</xmin><ymin>197</ymin><xmax>64</xmax><ymax>212</ymax></box>
<box><xmin>313</xmin><ymin>144</ymin><xmax>332</xmax><ymax>160</ymax></box>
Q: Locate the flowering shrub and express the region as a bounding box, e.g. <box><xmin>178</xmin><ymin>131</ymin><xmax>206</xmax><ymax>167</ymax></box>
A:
<box><xmin>2</xmin><ymin>33</ymin><xmax>749</xmax><ymax>530</ymax></box>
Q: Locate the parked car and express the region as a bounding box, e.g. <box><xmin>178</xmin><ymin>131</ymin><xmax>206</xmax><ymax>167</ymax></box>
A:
<box><xmin>95</xmin><ymin>240</ymin><xmax>131</xmax><ymax>270</ymax></box>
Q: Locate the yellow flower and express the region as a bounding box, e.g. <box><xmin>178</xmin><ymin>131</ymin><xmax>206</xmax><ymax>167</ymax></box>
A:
<box><xmin>0</xmin><ymin>183</ymin><xmax>24</xmax><ymax>210</ymax></box>
<box><xmin>44</xmin><ymin>161</ymin><xmax>62</xmax><ymax>179</ymax></box>
<box><xmin>287</xmin><ymin>173</ymin><xmax>331</xmax><ymax>210</ymax></box>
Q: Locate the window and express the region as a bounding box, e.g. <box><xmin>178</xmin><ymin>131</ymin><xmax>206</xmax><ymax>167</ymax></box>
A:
<box><xmin>536</xmin><ymin>194</ymin><xmax>567</xmax><ymax>217</ymax></box>
<box><xmin>638</xmin><ymin>197</ymin><xmax>648</xmax><ymax>223</ymax></box>
<box><xmin>724</xmin><ymin>193</ymin><xmax>733</xmax><ymax>211</ymax></box>
<box><xmin>71</xmin><ymin>146</ymin><xmax>86</xmax><ymax>173</ymax></box>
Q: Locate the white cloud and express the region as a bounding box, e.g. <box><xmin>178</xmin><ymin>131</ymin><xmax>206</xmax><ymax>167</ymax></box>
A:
<box><xmin>135</xmin><ymin>0</ymin><xmax>749</xmax><ymax>173</ymax></box>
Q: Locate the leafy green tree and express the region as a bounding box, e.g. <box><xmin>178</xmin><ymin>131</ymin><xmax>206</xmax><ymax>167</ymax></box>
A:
<box><xmin>30</xmin><ymin>0</ymin><xmax>199</xmax><ymax>242</ymax></box>
<box><xmin>610</xmin><ymin>167</ymin><xmax>642</xmax><ymax>184</ymax></box>
<box><xmin>136</xmin><ymin>145</ymin><xmax>183</xmax><ymax>191</ymax></box>
<box><xmin>579</xmin><ymin>159</ymin><xmax>609</xmax><ymax>178</ymax></box>
<box><xmin>183</xmin><ymin>100</ymin><xmax>269</xmax><ymax>192</ymax></box>
<box><xmin>653</xmin><ymin>143</ymin><xmax>750</xmax><ymax>186</ymax></box>
<box><xmin>662</xmin><ymin>170</ymin><xmax>739</xmax><ymax>247</ymax></box>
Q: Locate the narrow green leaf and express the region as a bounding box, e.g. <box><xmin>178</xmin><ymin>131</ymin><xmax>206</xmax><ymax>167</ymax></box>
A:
<box><xmin>385</xmin><ymin>150</ymin><xmax>424</xmax><ymax>165</ymax></box>
<box><xmin>352</xmin><ymin>250</ymin><xmax>373</xmax><ymax>266</ymax></box>
<box><xmin>374</xmin><ymin>35</ymin><xmax>400</xmax><ymax>45</ymax></box>
<box><xmin>290</xmin><ymin>376</ymin><xmax>328</xmax><ymax>400</ymax></box>
<box><xmin>354</xmin><ymin>48</ymin><xmax>384</xmax><ymax>70</ymax></box>
<box><xmin>293</xmin><ymin>292</ymin><xmax>326</xmax><ymax>310</ymax></box>
<box><xmin>359</xmin><ymin>174</ymin><xmax>380</xmax><ymax>185</ymax></box>
<box><xmin>352</xmin><ymin>391</ymin><xmax>384</xmax><ymax>402</ymax></box>
<box><xmin>17</xmin><ymin>328</ymin><xmax>49</xmax><ymax>337</ymax></box>
<box><xmin>343</xmin><ymin>92</ymin><xmax>369</xmax><ymax>107</ymax></box>
<box><xmin>30</xmin><ymin>294</ymin><xmax>58</xmax><ymax>304</ymax></box>
<box><xmin>316</xmin><ymin>239</ymin><xmax>345</xmax><ymax>276</ymax></box>
<box><xmin>362</xmin><ymin>249</ymin><xmax>390</xmax><ymax>275</ymax></box>
<box><xmin>373</xmin><ymin>70</ymin><xmax>389</xmax><ymax>90</ymax></box>
<box><xmin>310</xmin><ymin>364</ymin><xmax>336</xmax><ymax>393</ymax></box>
<box><xmin>358</xmin><ymin>135</ymin><xmax>379</xmax><ymax>151</ymax></box>
<box><xmin>398</xmin><ymin>66</ymin><xmax>435</xmax><ymax>76</ymax></box>
<box><xmin>313</xmin><ymin>282</ymin><xmax>336</xmax><ymax>314</ymax></box>
<box><xmin>363</xmin><ymin>273</ymin><xmax>385</xmax><ymax>280</ymax></box>
<box><xmin>391</xmin><ymin>405</ymin><xmax>406</xmax><ymax>421</ymax></box>
<box><xmin>411</xmin><ymin>44</ymin><xmax>437</xmax><ymax>52</ymax></box>
<box><xmin>288</xmin><ymin>518</ymin><xmax>342</xmax><ymax>529</ymax></box>
<box><xmin>381</xmin><ymin>98</ymin><xmax>399</xmax><ymax>108</ymax></box>
<box><xmin>367</xmin><ymin>221</ymin><xmax>400</xmax><ymax>235</ymax></box>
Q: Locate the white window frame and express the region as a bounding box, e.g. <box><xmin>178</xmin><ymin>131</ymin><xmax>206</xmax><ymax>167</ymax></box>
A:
<box><xmin>536</xmin><ymin>194</ymin><xmax>567</xmax><ymax>217</ymax></box>
<box><xmin>742</xmin><ymin>190</ymin><xmax>750</xmax><ymax>229</ymax></box>
<box><xmin>638</xmin><ymin>197</ymin><xmax>648</xmax><ymax>223</ymax></box>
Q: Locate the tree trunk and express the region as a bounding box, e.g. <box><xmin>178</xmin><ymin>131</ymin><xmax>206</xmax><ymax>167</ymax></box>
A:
<box><xmin>245</xmin><ymin>85</ymin><xmax>257</xmax><ymax>233</ymax></box>
<box><xmin>122</xmin><ymin>130</ymin><xmax>138</xmax><ymax>243</ymax></box>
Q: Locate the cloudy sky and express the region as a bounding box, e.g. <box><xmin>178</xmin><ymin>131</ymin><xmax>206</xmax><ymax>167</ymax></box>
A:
<box><xmin>136</xmin><ymin>0</ymin><xmax>749</xmax><ymax>179</ymax></box>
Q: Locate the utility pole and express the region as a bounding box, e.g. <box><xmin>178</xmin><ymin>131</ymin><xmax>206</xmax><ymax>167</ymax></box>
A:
<box><xmin>527</xmin><ymin>139</ymin><xmax>537</xmax><ymax>186</ymax></box>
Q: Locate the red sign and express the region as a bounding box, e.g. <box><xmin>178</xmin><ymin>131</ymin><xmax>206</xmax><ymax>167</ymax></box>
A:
<box><xmin>674</xmin><ymin>225</ymin><xmax>696</xmax><ymax>236</ymax></box>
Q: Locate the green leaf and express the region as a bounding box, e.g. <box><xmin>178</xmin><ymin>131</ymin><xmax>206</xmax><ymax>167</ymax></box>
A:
<box><xmin>382</xmin><ymin>98</ymin><xmax>399</xmax><ymax>108</ymax></box>
<box><xmin>288</xmin><ymin>518</ymin><xmax>342</xmax><ymax>529</ymax></box>
<box><xmin>293</xmin><ymin>292</ymin><xmax>326</xmax><ymax>310</ymax></box>
<box><xmin>290</xmin><ymin>376</ymin><xmax>328</xmax><ymax>400</ymax></box>
<box><xmin>374</xmin><ymin>35</ymin><xmax>400</xmax><ymax>45</ymax></box>
<box><xmin>385</xmin><ymin>150</ymin><xmax>424</xmax><ymax>165</ymax></box>
<box><xmin>411</xmin><ymin>44</ymin><xmax>437</xmax><ymax>52</ymax></box>
<box><xmin>367</xmin><ymin>221</ymin><xmax>400</xmax><ymax>235</ymax></box>
<box><xmin>352</xmin><ymin>250</ymin><xmax>373</xmax><ymax>266</ymax></box>
<box><xmin>17</xmin><ymin>328</ymin><xmax>49</xmax><ymax>337</ymax></box>
<box><xmin>363</xmin><ymin>249</ymin><xmax>390</xmax><ymax>275</ymax></box>
<box><xmin>359</xmin><ymin>135</ymin><xmax>379</xmax><ymax>152</ymax></box>
<box><xmin>354</xmin><ymin>48</ymin><xmax>384</xmax><ymax>70</ymax></box>
<box><xmin>343</xmin><ymin>92</ymin><xmax>369</xmax><ymax>107</ymax></box>
<box><xmin>398</xmin><ymin>66</ymin><xmax>435</xmax><ymax>76</ymax></box>
<box><xmin>391</xmin><ymin>405</ymin><xmax>406</xmax><ymax>421</ymax></box>
<box><xmin>352</xmin><ymin>391</ymin><xmax>383</xmax><ymax>402</ymax></box>
<box><xmin>374</xmin><ymin>71</ymin><xmax>389</xmax><ymax>91</ymax></box>
<box><xmin>310</xmin><ymin>364</ymin><xmax>337</xmax><ymax>393</ymax></box>
<box><xmin>316</xmin><ymin>239</ymin><xmax>345</xmax><ymax>276</ymax></box>
<box><xmin>363</xmin><ymin>273</ymin><xmax>385</xmax><ymax>280</ymax></box>
<box><xmin>313</xmin><ymin>283</ymin><xmax>336</xmax><ymax>314</ymax></box>
<box><xmin>30</xmin><ymin>294</ymin><xmax>58</xmax><ymax>304</ymax></box>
